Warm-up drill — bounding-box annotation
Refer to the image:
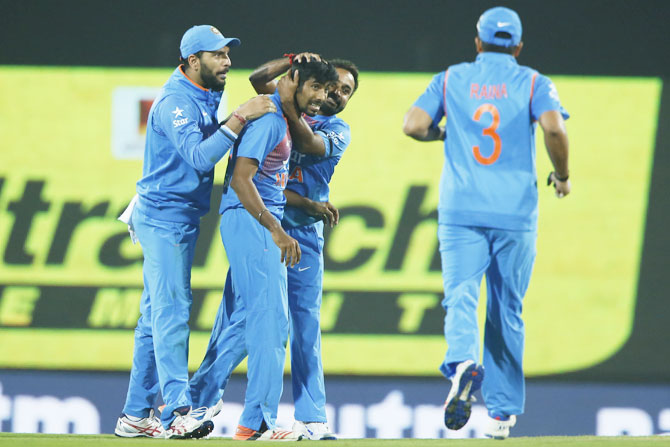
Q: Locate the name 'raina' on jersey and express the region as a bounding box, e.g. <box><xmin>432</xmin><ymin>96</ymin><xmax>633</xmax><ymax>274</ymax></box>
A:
<box><xmin>470</xmin><ymin>83</ymin><xmax>508</xmax><ymax>100</ymax></box>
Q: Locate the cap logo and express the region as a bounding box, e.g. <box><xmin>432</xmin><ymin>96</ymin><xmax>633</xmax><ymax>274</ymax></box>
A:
<box><xmin>210</xmin><ymin>26</ymin><xmax>222</xmax><ymax>36</ymax></box>
<box><xmin>497</xmin><ymin>21</ymin><xmax>511</xmax><ymax>27</ymax></box>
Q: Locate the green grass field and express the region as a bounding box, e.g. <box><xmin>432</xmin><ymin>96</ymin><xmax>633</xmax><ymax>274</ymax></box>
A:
<box><xmin>0</xmin><ymin>434</ymin><xmax>667</xmax><ymax>447</ymax></box>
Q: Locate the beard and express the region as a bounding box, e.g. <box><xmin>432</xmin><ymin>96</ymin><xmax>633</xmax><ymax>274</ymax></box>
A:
<box><xmin>319</xmin><ymin>94</ymin><xmax>343</xmax><ymax>116</ymax></box>
<box><xmin>200</xmin><ymin>65</ymin><xmax>226</xmax><ymax>92</ymax></box>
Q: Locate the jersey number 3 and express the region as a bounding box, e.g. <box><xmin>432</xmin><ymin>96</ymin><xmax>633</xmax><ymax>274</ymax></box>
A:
<box><xmin>472</xmin><ymin>104</ymin><xmax>501</xmax><ymax>165</ymax></box>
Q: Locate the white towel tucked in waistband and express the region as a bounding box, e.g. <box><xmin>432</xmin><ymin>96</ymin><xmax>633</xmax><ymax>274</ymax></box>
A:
<box><xmin>118</xmin><ymin>194</ymin><xmax>139</xmax><ymax>244</ymax></box>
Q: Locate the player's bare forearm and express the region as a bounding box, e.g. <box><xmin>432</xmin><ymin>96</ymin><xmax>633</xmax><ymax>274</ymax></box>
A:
<box><xmin>249</xmin><ymin>58</ymin><xmax>291</xmax><ymax>94</ymax></box>
<box><xmin>284</xmin><ymin>189</ymin><xmax>310</xmax><ymax>209</ymax></box>
<box><xmin>545</xmin><ymin>131</ymin><xmax>569</xmax><ymax>178</ymax></box>
<box><xmin>539</xmin><ymin>110</ymin><xmax>569</xmax><ymax>178</ymax></box>
<box><xmin>403</xmin><ymin>106</ymin><xmax>445</xmax><ymax>141</ymax></box>
<box><xmin>288</xmin><ymin>113</ymin><xmax>326</xmax><ymax>156</ymax></box>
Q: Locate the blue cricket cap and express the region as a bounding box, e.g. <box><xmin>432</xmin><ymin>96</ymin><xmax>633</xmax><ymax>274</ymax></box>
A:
<box><xmin>476</xmin><ymin>7</ymin><xmax>522</xmax><ymax>48</ymax></box>
<box><xmin>180</xmin><ymin>25</ymin><xmax>240</xmax><ymax>59</ymax></box>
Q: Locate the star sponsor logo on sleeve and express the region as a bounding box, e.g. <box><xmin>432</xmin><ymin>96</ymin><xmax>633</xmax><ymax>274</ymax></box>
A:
<box><xmin>171</xmin><ymin>106</ymin><xmax>189</xmax><ymax>127</ymax></box>
<box><xmin>328</xmin><ymin>131</ymin><xmax>345</xmax><ymax>146</ymax></box>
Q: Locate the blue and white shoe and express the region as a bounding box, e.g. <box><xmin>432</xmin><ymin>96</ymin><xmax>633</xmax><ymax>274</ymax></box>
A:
<box><xmin>292</xmin><ymin>421</ymin><xmax>337</xmax><ymax>440</ymax></box>
<box><xmin>484</xmin><ymin>414</ymin><xmax>516</xmax><ymax>439</ymax></box>
<box><xmin>443</xmin><ymin>360</ymin><xmax>484</xmax><ymax>430</ymax></box>
<box><xmin>164</xmin><ymin>407</ymin><xmax>214</xmax><ymax>439</ymax></box>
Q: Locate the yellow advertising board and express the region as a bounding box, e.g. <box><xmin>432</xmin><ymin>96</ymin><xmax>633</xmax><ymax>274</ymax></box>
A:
<box><xmin>0</xmin><ymin>66</ymin><xmax>660</xmax><ymax>376</ymax></box>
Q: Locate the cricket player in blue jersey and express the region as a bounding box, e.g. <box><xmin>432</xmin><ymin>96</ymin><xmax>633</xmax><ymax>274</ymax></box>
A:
<box><xmin>403</xmin><ymin>7</ymin><xmax>571</xmax><ymax>439</ymax></box>
<box><xmin>114</xmin><ymin>25</ymin><xmax>276</xmax><ymax>439</ymax></box>
<box><xmin>188</xmin><ymin>59</ymin><xmax>339</xmax><ymax>441</ymax></box>
<box><xmin>246</xmin><ymin>53</ymin><xmax>359</xmax><ymax>440</ymax></box>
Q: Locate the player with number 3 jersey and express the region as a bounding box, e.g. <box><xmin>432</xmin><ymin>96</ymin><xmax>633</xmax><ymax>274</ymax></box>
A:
<box><xmin>403</xmin><ymin>6</ymin><xmax>571</xmax><ymax>439</ymax></box>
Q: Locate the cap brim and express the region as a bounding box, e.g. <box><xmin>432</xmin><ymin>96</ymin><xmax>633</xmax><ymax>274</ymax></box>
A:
<box><xmin>223</xmin><ymin>37</ymin><xmax>241</xmax><ymax>48</ymax></box>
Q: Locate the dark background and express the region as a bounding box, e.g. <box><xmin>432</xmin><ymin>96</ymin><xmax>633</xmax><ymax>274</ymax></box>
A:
<box><xmin>2</xmin><ymin>0</ymin><xmax>669</xmax><ymax>76</ymax></box>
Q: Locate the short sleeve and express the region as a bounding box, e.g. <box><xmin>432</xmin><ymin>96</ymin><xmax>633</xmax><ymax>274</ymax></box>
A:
<box><xmin>236</xmin><ymin>114</ymin><xmax>285</xmax><ymax>163</ymax></box>
<box><xmin>531</xmin><ymin>74</ymin><xmax>570</xmax><ymax>122</ymax></box>
<box><xmin>316</xmin><ymin>119</ymin><xmax>351</xmax><ymax>158</ymax></box>
<box><xmin>413</xmin><ymin>71</ymin><xmax>447</xmax><ymax>126</ymax></box>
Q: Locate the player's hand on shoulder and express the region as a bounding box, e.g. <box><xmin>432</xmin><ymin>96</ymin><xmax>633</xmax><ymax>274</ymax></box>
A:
<box><xmin>236</xmin><ymin>95</ymin><xmax>277</xmax><ymax>122</ymax></box>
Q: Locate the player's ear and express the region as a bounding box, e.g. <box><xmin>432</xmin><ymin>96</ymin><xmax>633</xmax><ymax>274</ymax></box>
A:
<box><xmin>475</xmin><ymin>36</ymin><xmax>483</xmax><ymax>53</ymax></box>
<box><xmin>514</xmin><ymin>41</ymin><xmax>524</xmax><ymax>58</ymax></box>
<box><xmin>188</xmin><ymin>54</ymin><xmax>200</xmax><ymax>71</ymax></box>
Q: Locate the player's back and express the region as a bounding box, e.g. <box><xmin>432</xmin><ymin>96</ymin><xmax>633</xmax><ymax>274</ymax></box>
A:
<box><xmin>441</xmin><ymin>52</ymin><xmax>540</xmax><ymax>231</ymax></box>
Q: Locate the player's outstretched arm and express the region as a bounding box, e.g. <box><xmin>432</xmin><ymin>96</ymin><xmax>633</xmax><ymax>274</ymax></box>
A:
<box><xmin>222</xmin><ymin>96</ymin><xmax>277</xmax><ymax>134</ymax></box>
<box><xmin>539</xmin><ymin>110</ymin><xmax>571</xmax><ymax>198</ymax></box>
<box><xmin>403</xmin><ymin>106</ymin><xmax>445</xmax><ymax>141</ymax></box>
<box><xmin>249</xmin><ymin>58</ymin><xmax>289</xmax><ymax>94</ymax></box>
<box><xmin>231</xmin><ymin>157</ymin><xmax>301</xmax><ymax>266</ymax></box>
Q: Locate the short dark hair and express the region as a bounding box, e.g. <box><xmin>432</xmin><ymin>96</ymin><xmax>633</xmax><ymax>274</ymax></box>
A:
<box><xmin>480</xmin><ymin>32</ymin><xmax>518</xmax><ymax>55</ymax></box>
<box><xmin>179</xmin><ymin>51</ymin><xmax>204</xmax><ymax>65</ymax></box>
<box><xmin>290</xmin><ymin>59</ymin><xmax>338</xmax><ymax>89</ymax></box>
<box><xmin>330</xmin><ymin>58</ymin><xmax>359</xmax><ymax>92</ymax></box>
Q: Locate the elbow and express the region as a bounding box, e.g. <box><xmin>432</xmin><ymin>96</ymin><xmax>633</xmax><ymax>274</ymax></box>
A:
<box><xmin>230</xmin><ymin>174</ymin><xmax>242</xmax><ymax>193</ymax></box>
<box><xmin>545</xmin><ymin>127</ymin><xmax>567</xmax><ymax>140</ymax></box>
<box><xmin>402</xmin><ymin>121</ymin><xmax>423</xmax><ymax>139</ymax></box>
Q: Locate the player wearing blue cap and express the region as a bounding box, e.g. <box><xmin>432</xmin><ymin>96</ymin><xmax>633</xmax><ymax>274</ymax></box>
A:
<box><xmin>244</xmin><ymin>53</ymin><xmax>359</xmax><ymax>440</ymax></box>
<box><xmin>403</xmin><ymin>6</ymin><xmax>571</xmax><ymax>440</ymax></box>
<box><xmin>114</xmin><ymin>25</ymin><xmax>276</xmax><ymax>439</ymax></box>
<box><xmin>188</xmin><ymin>58</ymin><xmax>339</xmax><ymax>441</ymax></box>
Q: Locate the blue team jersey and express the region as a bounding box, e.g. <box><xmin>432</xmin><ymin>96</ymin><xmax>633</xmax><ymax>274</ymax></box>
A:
<box><xmin>282</xmin><ymin>114</ymin><xmax>351</xmax><ymax>229</ymax></box>
<box><xmin>414</xmin><ymin>52</ymin><xmax>569</xmax><ymax>231</ymax></box>
<box><xmin>136</xmin><ymin>66</ymin><xmax>237</xmax><ymax>225</ymax></box>
<box><xmin>219</xmin><ymin>92</ymin><xmax>292</xmax><ymax>220</ymax></box>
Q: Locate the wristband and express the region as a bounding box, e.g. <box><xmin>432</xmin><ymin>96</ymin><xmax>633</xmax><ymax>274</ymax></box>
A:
<box><xmin>232</xmin><ymin>111</ymin><xmax>247</xmax><ymax>126</ymax></box>
<box><xmin>554</xmin><ymin>172</ymin><xmax>569</xmax><ymax>182</ymax></box>
<box><xmin>283</xmin><ymin>53</ymin><xmax>295</xmax><ymax>65</ymax></box>
<box><xmin>258</xmin><ymin>208</ymin><xmax>270</xmax><ymax>221</ymax></box>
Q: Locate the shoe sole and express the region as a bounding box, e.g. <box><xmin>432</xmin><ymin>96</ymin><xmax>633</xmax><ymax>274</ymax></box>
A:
<box><xmin>166</xmin><ymin>420</ymin><xmax>214</xmax><ymax>439</ymax></box>
<box><xmin>114</xmin><ymin>431</ymin><xmax>156</xmax><ymax>438</ymax></box>
<box><xmin>444</xmin><ymin>363</ymin><xmax>484</xmax><ymax>430</ymax></box>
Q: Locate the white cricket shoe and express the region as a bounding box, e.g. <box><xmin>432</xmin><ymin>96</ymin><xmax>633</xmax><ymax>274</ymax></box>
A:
<box><xmin>292</xmin><ymin>421</ymin><xmax>337</xmax><ymax>440</ymax></box>
<box><xmin>443</xmin><ymin>360</ymin><xmax>485</xmax><ymax>430</ymax></box>
<box><xmin>164</xmin><ymin>407</ymin><xmax>214</xmax><ymax>439</ymax></box>
<box><xmin>484</xmin><ymin>414</ymin><xmax>517</xmax><ymax>440</ymax></box>
<box><xmin>114</xmin><ymin>409</ymin><xmax>164</xmax><ymax>438</ymax></box>
<box><xmin>233</xmin><ymin>424</ymin><xmax>304</xmax><ymax>441</ymax></box>
<box><xmin>258</xmin><ymin>429</ymin><xmax>305</xmax><ymax>441</ymax></box>
<box><xmin>204</xmin><ymin>399</ymin><xmax>223</xmax><ymax>420</ymax></box>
